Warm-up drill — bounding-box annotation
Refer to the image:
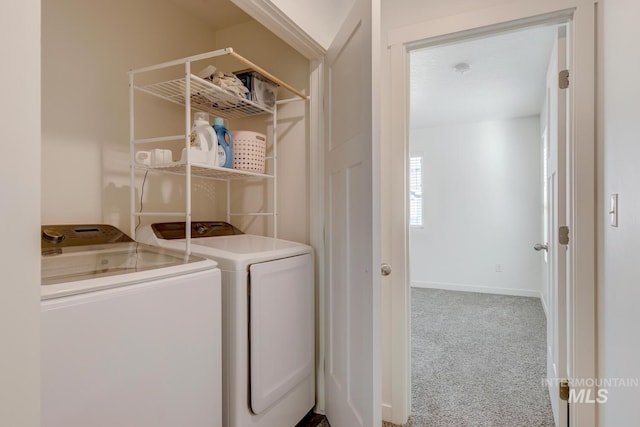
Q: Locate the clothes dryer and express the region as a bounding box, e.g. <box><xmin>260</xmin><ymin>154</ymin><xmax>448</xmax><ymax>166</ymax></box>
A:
<box><xmin>137</xmin><ymin>222</ymin><xmax>315</xmax><ymax>427</ymax></box>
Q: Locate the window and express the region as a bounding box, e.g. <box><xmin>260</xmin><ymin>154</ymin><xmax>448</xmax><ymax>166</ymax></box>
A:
<box><xmin>409</xmin><ymin>155</ymin><xmax>423</xmax><ymax>226</ymax></box>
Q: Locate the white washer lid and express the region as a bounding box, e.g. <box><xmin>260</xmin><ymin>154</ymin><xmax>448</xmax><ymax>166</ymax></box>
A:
<box><xmin>41</xmin><ymin>242</ymin><xmax>217</xmax><ymax>299</ymax></box>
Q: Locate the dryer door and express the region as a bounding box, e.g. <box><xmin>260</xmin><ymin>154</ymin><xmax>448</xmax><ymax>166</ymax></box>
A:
<box><xmin>249</xmin><ymin>253</ymin><xmax>314</xmax><ymax>414</ymax></box>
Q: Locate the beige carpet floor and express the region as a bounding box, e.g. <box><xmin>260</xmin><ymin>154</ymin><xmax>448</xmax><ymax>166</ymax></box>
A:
<box><xmin>407</xmin><ymin>288</ymin><xmax>555</xmax><ymax>427</ymax></box>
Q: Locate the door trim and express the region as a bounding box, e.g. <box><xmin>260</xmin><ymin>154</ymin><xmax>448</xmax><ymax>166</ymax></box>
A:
<box><xmin>309</xmin><ymin>58</ymin><xmax>326</xmax><ymax>414</ymax></box>
<box><xmin>385</xmin><ymin>1</ymin><xmax>596</xmax><ymax>425</ymax></box>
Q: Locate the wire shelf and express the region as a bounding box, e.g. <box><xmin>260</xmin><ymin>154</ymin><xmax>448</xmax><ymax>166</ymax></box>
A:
<box><xmin>128</xmin><ymin>48</ymin><xmax>305</xmax><ymax>245</ymax></box>
<box><xmin>136</xmin><ymin>75</ymin><xmax>273</xmax><ymax>119</ymax></box>
<box><xmin>141</xmin><ymin>163</ymin><xmax>273</xmax><ymax>180</ymax></box>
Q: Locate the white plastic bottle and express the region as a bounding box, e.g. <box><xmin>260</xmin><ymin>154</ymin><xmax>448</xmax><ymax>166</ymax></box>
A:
<box><xmin>188</xmin><ymin>112</ymin><xmax>218</xmax><ymax>166</ymax></box>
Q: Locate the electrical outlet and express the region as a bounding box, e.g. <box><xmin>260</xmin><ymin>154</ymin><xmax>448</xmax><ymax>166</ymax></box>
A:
<box><xmin>495</xmin><ymin>264</ymin><xmax>502</xmax><ymax>272</ymax></box>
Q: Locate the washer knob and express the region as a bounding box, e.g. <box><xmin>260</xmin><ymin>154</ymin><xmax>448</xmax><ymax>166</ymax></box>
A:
<box><xmin>195</xmin><ymin>223</ymin><xmax>209</xmax><ymax>235</ymax></box>
<box><xmin>42</xmin><ymin>229</ymin><xmax>65</xmax><ymax>243</ymax></box>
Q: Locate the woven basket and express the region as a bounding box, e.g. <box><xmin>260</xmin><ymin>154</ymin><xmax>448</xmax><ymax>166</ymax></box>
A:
<box><xmin>231</xmin><ymin>130</ymin><xmax>267</xmax><ymax>174</ymax></box>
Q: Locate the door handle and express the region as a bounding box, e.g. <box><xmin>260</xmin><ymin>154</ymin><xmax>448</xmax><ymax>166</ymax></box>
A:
<box><xmin>381</xmin><ymin>263</ymin><xmax>392</xmax><ymax>276</ymax></box>
<box><xmin>534</xmin><ymin>243</ymin><xmax>548</xmax><ymax>252</ymax></box>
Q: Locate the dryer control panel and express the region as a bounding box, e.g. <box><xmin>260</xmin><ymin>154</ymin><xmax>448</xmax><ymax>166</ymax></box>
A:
<box><xmin>151</xmin><ymin>221</ymin><xmax>244</xmax><ymax>240</ymax></box>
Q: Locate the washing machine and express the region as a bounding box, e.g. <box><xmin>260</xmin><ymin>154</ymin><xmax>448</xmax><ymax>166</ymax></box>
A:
<box><xmin>41</xmin><ymin>224</ymin><xmax>222</xmax><ymax>427</ymax></box>
<box><xmin>137</xmin><ymin>221</ymin><xmax>315</xmax><ymax>427</ymax></box>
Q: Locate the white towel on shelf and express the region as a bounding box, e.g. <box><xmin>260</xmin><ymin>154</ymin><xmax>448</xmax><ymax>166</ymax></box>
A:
<box><xmin>196</xmin><ymin>65</ymin><xmax>217</xmax><ymax>80</ymax></box>
<box><xmin>213</xmin><ymin>72</ymin><xmax>249</xmax><ymax>97</ymax></box>
<box><xmin>198</xmin><ymin>66</ymin><xmax>249</xmax><ymax>98</ymax></box>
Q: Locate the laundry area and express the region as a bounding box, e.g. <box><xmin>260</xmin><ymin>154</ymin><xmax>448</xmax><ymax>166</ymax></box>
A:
<box><xmin>39</xmin><ymin>0</ymin><xmax>317</xmax><ymax>426</ymax></box>
<box><xmin>11</xmin><ymin>0</ymin><xmax>631</xmax><ymax>426</ymax></box>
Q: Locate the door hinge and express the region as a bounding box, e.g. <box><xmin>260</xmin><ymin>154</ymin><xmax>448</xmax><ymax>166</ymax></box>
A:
<box><xmin>559</xmin><ymin>69</ymin><xmax>570</xmax><ymax>89</ymax></box>
<box><xmin>560</xmin><ymin>379</ymin><xmax>571</xmax><ymax>401</ymax></box>
<box><xmin>559</xmin><ymin>225</ymin><xmax>569</xmax><ymax>245</ymax></box>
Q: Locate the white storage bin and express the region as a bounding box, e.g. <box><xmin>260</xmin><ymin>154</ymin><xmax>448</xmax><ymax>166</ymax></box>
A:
<box><xmin>231</xmin><ymin>130</ymin><xmax>267</xmax><ymax>174</ymax></box>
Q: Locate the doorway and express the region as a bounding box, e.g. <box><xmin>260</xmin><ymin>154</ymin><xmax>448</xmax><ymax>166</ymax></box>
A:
<box><xmin>383</xmin><ymin>2</ymin><xmax>596</xmax><ymax>427</ymax></box>
<box><xmin>406</xmin><ymin>23</ymin><xmax>560</xmax><ymax>425</ymax></box>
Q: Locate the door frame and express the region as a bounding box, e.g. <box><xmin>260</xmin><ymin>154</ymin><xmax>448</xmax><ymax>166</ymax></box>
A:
<box><xmin>385</xmin><ymin>1</ymin><xmax>596</xmax><ymax>425</ymax></box>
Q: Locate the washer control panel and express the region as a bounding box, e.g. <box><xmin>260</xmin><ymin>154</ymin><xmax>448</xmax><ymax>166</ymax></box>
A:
<box><xmin>41</xmin><ymin>224</ymin><xmax>133</xmax><ymax>249</ymax></box>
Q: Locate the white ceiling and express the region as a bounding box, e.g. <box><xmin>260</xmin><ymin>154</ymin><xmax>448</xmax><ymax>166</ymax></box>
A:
<box><xmin>168</xmin><ymin>0</ymin><xmax>252</xmax><ymax>29</ymax></box>
<box><xmin>410</xmin><ymin>25</ymin><xmax>558</xmax><ymax>129</ymax></box>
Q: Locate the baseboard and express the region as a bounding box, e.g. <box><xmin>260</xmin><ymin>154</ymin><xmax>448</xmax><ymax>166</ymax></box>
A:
<box><xmin>539</xmin><ymin>291</ymin><xmax>549</xmax><ymax>319</ymax></box>
<box><xmin>411</xmin><ymin>281</ymin><xmax>541</xmax><ymax>298</ymax></box>
<box><xmin>382</xmin><ymin>403</ymin><xmax>405</xmax><ymax>427</ymax></box>
<box><xmin>381</xmin><ymin>403</ymin><xmax>392</xmax><ymax>422</ymax></box>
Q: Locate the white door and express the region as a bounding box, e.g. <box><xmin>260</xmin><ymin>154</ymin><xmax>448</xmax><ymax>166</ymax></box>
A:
<box><xmin>324</xmin><ymin>1</ymin><xmax>381</xmax><ymax>426</ymax></box>
<box><xmin>544</xmin><ymin>26</ymin><xmax>569</xmax><ymax>427</ymax></box>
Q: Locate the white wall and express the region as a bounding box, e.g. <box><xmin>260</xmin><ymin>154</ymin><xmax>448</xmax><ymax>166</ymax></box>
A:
<box><xmin>597</xmin><ymin>0</ymin><xmax>640</xmax><ymax>424</ymax></box>
<box><xmin>410</xmin><ymin>117</ymin><xmax>543</xmax><ymax>296</ymax></box>
<box><xmin>0</xmin><ymin>1</ymin><xmax>41</xmax><ymax>425</ymax></box>
<box><xmin>264</xmin><ymin>0</ymin><xmax>353</xmax><ymax>49</ymax></box>
<box><xmin>42</xmin><ymin>0</ymin><xmax>221</xmax><ymax>231</ymax></box>
<box><xmin>382</xmin><ymin>0</ymin><xmax>518</xmax><ymax>34</ymax></box>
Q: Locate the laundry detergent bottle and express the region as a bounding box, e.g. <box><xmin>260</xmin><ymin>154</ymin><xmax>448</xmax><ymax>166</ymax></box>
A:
<box><xmin>190</xmin><ymin>112</ymin><xmax>218</xmax><ymax>166</ymax></box>
<box><xmin>213</xmin><ymin>117</ymin><xmax>233</xmax><ymax>168</ymax></box>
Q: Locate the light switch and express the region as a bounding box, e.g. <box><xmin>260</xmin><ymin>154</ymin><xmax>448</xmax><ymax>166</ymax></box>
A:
<box><xmin>610</xmin><ymin>193</ymin><xmax>618</xmax><ymax>227</ymax></box>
